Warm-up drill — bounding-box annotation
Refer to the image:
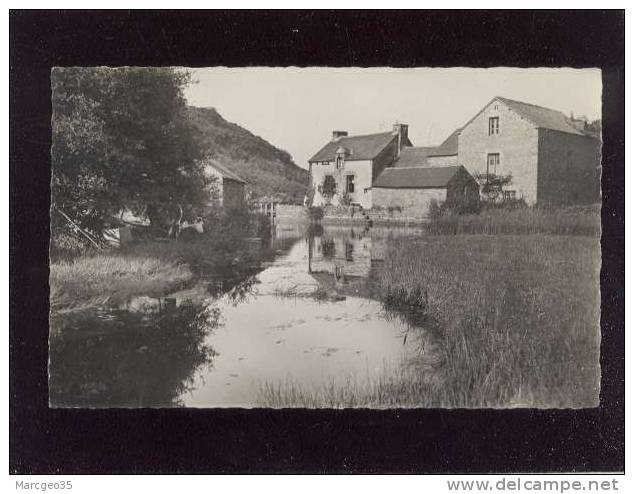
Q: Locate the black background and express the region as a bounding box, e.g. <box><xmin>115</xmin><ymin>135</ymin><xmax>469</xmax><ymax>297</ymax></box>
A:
<box><xmin>10</xmin><ymin>10</ymin><xmax>625</xmax><ymax>473</ymax></box>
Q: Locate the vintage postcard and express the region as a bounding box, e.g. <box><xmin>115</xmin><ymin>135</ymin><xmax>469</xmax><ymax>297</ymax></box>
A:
<box><xmin>48</xmin><ymin>67</ymin><xmax>602</xmax><ymax>409</ymax></box>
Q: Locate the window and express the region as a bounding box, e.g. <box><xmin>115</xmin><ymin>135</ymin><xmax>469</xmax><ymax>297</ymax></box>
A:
<box><xmin>346</xmin><ymin>174</ymin><xmax>355</xmax><ymax>193</ymax></box>
<box><xmin>336</xmin><ymin>156</ymin><xmax>344</xmax><ymax>169</ymax></box>
<box><xmin>345</xmin><ymin>242</ymin><xmax>354</xmax><ymax>262</ymax></box>
<box><xmin>487</xmin><ymin>153</ymin><xmax>500</xmax><ymax>176</ymax></box>
<box><xmin>488</xmin><ymin>117</ymin><xmax>499</xmax><ymax>135</ymax></box>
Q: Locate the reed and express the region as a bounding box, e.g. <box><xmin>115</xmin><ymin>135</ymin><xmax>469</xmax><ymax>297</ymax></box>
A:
<box><xmin>427</xmin><ymin>205</ymin><xmax>600</xmax><ymax>236</ymax></box>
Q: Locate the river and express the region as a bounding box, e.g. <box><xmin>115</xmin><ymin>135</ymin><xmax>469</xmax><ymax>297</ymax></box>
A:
<box><xmin>49</xmin><ymin>223</ymin><xmax>438</xmax><ymax>408</ymax></box>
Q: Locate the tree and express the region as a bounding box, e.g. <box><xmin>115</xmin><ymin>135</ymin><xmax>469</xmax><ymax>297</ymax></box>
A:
<box><xmin>473</xmin><ymin>172</ymin><xmax>514</xmax><ymax>204</ymax></box>
<box><xmin>320</xmin><ymin>175</ymin><xmax>337</xmax><ymax>204</ymax></box>
<box><xmin>51</xmin><ymin>67</ymin><xmax>209</xmax><ymax>241</ymax></box>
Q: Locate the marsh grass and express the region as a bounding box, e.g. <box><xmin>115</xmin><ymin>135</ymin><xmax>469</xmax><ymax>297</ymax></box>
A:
<box><xmin>50</xmin><ymin>237</ymin><xmax>269</xmax><ymax>311</ymax></box>
<box><xmin>378</xmin><ymin>235</ymin><xmax>601</xmax><ymax>408</ymax></box>
<box><xmin>259</xmin><ymin>234</ymin><xmax>601</xmax><ymax>408</ymax></box>
<box><xmin>258</xmin><ymin>362</ymin><xmax>443</xmax><ymax>409</ymax></box>
<box><xmin>50</xmin><ymin>242</ymin><xmax>194</xmax><ymax>311</ymax></box>
<box><xmin>427</xmin><ymin>205</ymin><xmax>600</xmax><ymax>236</ymax></box>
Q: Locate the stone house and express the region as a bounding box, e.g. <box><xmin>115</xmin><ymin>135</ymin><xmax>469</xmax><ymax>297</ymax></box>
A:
<box><xmin>396</xmin><ymin>96</ymin><xmax>601</xmax><ymax>205</ymax></box>
<box><xmin>373</xmin><ymin>165</ymin><xmax>479</xmax><ymax>218</ymax></box>
<box><xmin>308</xmin><ymin>124</ymin><xmax>412</xmax><ymax>209</ymax></box>
<box><xmin>204</xmin><ymin>161</ymin><xmax>247</xmax><ymax>210</ymax></box>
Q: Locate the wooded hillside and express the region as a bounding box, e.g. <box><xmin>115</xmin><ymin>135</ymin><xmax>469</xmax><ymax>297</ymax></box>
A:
<box><xmin>187</xmin><ymin>107</ymin><xmax>309</xmax><ymax>203</ymax></box>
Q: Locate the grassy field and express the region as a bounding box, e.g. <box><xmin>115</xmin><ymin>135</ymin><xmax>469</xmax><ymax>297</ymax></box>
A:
<box><xmin>259</xmin><ymin>233</ymin><xmax>601</xmax><ymax>408</ymax></box>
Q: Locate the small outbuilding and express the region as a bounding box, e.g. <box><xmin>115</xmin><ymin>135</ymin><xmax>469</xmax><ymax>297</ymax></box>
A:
<box><xmin>372</xmin><ymin>165</ymin><xmax>479</xmax><ymax>218</ymax></box>
<box><xmin>204</xmin><ymin>161</ymin><xmax>247</xmax><ymax>210</ymax></box>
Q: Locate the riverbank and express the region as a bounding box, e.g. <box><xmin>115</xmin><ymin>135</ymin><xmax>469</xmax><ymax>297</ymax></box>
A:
<box><xmin>50</xmin><ymin>237</ymin><xmax>269</xmax><ymax>313</ymax></box>
<box><xmin>258</xmin><ymin>232</ymin><xmax>601</xmax><ymax>408</ymax></box>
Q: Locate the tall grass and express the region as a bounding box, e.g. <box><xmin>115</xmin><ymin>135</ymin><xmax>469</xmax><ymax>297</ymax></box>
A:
<box><xmin>258</xmin><ymin>234</ymin><xmax>601</xmax><ymax>408</ymax></box>
<box><xmin>378</xmin><ymin>235</ymin><xmax>601</xmax><ymax>408</ymax></box>
<box><xmin>427</xmin><ymin>205</ymin><xmax>600</xmax><ymax>236</ymax></box>
<box><xmin>50</xmin><ymin>242</ymin><xmax>193</xmax><ymax>311</ymax></box>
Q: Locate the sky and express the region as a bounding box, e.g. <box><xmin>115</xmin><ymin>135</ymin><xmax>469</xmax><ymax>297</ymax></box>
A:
<box><xmin>184</xmin><ymin>67</ymin><xmax>602</xmax><ymax>169</ymax></box>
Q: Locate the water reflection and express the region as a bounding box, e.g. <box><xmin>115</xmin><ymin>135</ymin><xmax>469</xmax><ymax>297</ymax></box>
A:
<box><xmin>49</xmin><ymin>223</ymin><xmax>435</xmax><ymax>408</ymax></box>
<box><xmin>49</xmin><ymin>302</ymin><xmax>221</xmax><ymax>407</ymax></box>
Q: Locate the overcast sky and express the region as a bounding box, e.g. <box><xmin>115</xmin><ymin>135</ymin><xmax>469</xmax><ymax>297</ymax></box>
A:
<box><xmin>184</xmin><ymin>67</ymin><xmax>602</xmax><ymax>169</ymax></box>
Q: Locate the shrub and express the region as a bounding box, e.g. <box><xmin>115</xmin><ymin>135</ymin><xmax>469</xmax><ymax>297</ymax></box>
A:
<box><xmin>321</xmin><ymin>175</ymin><xmax>337</xmax><ymax>203</ymax></box>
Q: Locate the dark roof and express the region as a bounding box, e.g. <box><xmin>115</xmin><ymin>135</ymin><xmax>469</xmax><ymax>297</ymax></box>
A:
<box><xmin>205</xmin><ymin>160</ymin><xmax>247</xmax><ymax>183</ymax></box>
<box><xmin>373</xmin><ymin>165</ymin><xmax>466</xmax><ymax>189</ymax></box>
<box><xmin>393</xmin><ymin>127</ymin><xmax>461</xmax><ymax>168</ymax></box>
<box><xmin>393</xmin><ymin>147</ymin><xmax>438</xmax><ymax>167</ymax></box>
<box><xmin>309</xmin><ymin>132</ymin><xmax>396</xmax><ymax>162</ymax></box>
<box><xmin>495</xmin><ymin>97</ymin><xmax>589</xmax><ymax>136</ymax></box>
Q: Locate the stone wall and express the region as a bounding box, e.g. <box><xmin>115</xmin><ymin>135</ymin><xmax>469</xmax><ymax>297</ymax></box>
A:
<box><xmin>321</xmin><ymin>204</ymin><xmax>430</xmax><ymax>225</ymax></box>
<box><xmin>537</xmin><ymin>129</ymin><xmax>601</xmax><ymax>205</ymax></box>
<box><xmin>458</xmin><ymin>99</ymin><xmax>539</xmax><ymax>204</ymax></box>
<box><xmin>373</xmin><ymin>187</ymin><xmax>447</xmax><ymax>218</ymax></box>
<box><xmin>275</xmin><ymin>204</ymin><xmax>310</xmax><ymax>222</ymax></box>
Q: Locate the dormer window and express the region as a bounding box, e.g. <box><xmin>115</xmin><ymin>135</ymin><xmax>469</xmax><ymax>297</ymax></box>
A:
<box><xmin>335</xmin><ymin>146</ymin><xmax>348</xmax><ymax>169</ymax></box>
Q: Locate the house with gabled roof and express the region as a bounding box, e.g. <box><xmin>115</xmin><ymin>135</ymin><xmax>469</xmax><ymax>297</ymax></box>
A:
<box><xmin>455</xmin><ymin>96</ymin><xmax>601</xmax><ymax>205</ymax></box>
<box><xmin>388</xmin><ymin>96</ymin><xmax>601</xmax><ymax>206</ymax></box>
<box><xmin>308</xmin><ymin>123</ymin><xmax>411</xmax><ymax>209</ymax></box>
<box><xmin>204</xmin><ymin>160</ymin><xmax>247</xmax><ymax>210</ymax></box>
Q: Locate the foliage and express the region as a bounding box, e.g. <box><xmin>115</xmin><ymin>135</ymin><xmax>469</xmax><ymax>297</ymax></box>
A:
<box><xmin>321</xmin><ymin>175</ymin><xmax>337</xmax><ymax>202</ymax></box>
<box><xmin>473</xmin><ymin>172</ymin><xmax>514</xmax><ymax>204</ymax></box>
<box><xmin>339</xmin><ymin>193</ymin><xmax>352</xmax><ymax>206</ymax></box>
<box><xmin>51</xmin><ymin>67</ymin><xmax>209</xmax><ymax>240</ymax></box>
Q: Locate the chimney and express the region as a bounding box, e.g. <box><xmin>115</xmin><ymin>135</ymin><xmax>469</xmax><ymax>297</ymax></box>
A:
<box><xmin>392</xmin><ymin>123</ymin><xmax>409</xmax><ymax>152</ymax></box>
<box><xmin>332</xmin><ymin>130</ymin><xmax>348</xmax><ymax>141</ymax></box>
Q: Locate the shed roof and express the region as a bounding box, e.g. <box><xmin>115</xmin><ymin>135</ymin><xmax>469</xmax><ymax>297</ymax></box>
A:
<box><xmin>205</xmin><ymin>160</ymin><xmax>247</xmax><ymax>184</ymax></box>
<box><xmin>373</xmin><ymin>165</ymin><xmax>466</xmax><ymax>189</ymax></box>
<box><xmin>309</xmin><ymin>132</ymin><xmax>398</xmax><ymax>162</ymax></box>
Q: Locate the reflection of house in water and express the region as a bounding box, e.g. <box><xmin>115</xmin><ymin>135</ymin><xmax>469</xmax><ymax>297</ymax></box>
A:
<box><xmin>308</xmin><ymin>228</ymin><xmax>374</xmax><ymax>279</ymax></box>
<box><xmin>307</xmin><ymin>225</ymin><xmax>429</xmax><ymax>281</ymax></box>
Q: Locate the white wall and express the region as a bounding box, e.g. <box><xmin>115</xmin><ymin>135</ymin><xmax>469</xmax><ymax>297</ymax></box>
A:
<box><xmin>310</xmin><ymin>159</ymin><xmax>374</xmax><ymax>209</ymax></box>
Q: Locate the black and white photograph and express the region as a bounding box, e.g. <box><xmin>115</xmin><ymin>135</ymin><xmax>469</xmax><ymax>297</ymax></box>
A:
<box><xmin>10</xmin><ymin>9</ymin><xmax>624</xmax><ymax>477</ymax></box>
<box><xmin>48</xmin><ymin>66</ymin><xmax>603</xmax><ymax>409</ymax></box>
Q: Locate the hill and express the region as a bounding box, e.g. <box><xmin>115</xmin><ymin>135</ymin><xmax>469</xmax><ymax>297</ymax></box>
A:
<box><xmin>187</xmin><ymin>106</ymin><xmax>309</xmax><ymax>203</ymax></box>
